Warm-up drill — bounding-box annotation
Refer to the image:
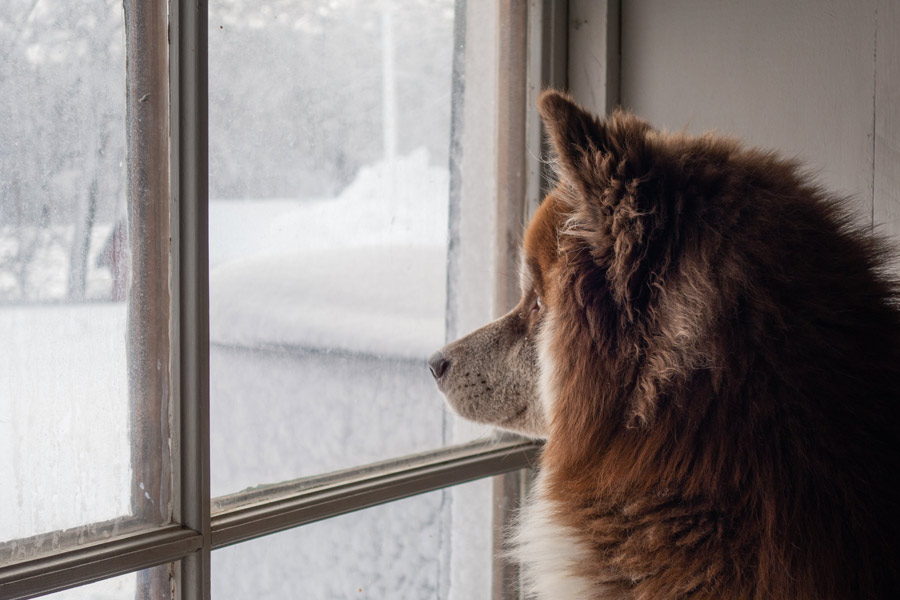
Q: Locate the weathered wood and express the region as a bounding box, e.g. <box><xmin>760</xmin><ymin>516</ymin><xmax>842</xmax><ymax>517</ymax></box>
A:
<box><xmin>124</xmin><ymin>0</ymin><xmax>171</xmax><ymax>598</ymax></box>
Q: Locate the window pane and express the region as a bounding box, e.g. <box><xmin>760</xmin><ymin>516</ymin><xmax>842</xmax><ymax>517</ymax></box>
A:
<box><xmin>37</xmin><ymin>564</ymin><xmax>172</xmax><ymax>600</ymax></box>
<box><xmin>208</xmin><ymin>0</ymin><xmax>486</xmax><ymax>496</ymax></box>
<box><xmin>0</xmin><ymin>0</ymin><xmax>170</xmax><ymax>562</ymax></box>
<box><xmin>212</xmin><ymin>480</ymin><xmax>492</xmax><ymax>599</ymax></box>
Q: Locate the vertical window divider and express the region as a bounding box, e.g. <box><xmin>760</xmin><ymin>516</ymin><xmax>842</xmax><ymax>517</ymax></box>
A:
<box><xmin>169</xmin><ymin>0</ymin><xmax>211</xmax><ymax>598</ymax></box>
<box><xmin>124</xmin><ymin>1</ymin><xmax>173</xmax><ymax>597</ymax></box>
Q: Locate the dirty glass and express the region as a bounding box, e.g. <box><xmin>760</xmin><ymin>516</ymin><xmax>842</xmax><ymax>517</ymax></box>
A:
<box><xmin>0</xmin><ymin>0</ymin><xmax>171</xmax><ymax>563</ymax></box>
<box><xmin>212</xmin><ymin>480</ymin><xmax>492</xmax><ymax>599</ymax></box>
<box><xmin>38</xmin><ymin>565</ymin><xmax>173</xmax><ymax>600</ymax></box>
<box><xmin>208</xmin><ymin>0</ymin><xmax>487</xmax><ymax>496</ymax></box>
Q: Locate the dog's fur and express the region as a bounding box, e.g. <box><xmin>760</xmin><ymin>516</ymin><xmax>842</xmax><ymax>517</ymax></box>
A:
<box><xmin>430</xmin><ymin>91</ymin><xmax>900</xmax><ymax>599</ymax></box>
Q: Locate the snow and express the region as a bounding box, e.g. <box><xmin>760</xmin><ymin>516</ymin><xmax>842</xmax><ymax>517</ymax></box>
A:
<box><xmin>209</xmin><ymin>345</ymin><xmax>449</xmax><ymax>493</ymax></box>
<box><xmin>209</xmin><ymin>147</ymin><xmax>449</xmax><ymax>359</ymax></box>
<box><xmin>0</xmin><ymin>304</ymin><xmax>131</xmax><ymax>545</ymax></box>
<box><xmin>211</xmin><ymin>245</ymin><xmax>446</xmax><ymax>358</ymax></box>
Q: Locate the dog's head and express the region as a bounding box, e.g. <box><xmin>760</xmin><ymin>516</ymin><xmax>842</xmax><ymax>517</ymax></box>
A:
<box><xmin>428</xmin><ymin>91</ymin><xmax>623</xmax><ymax>438</ymax></box>
<box><xmin>427</xmin><ymin>192</ymin><xmax>566</xmax><ymax>438</ymax></box>
<box><xmin>430</xmin><ymin>91</ymin><xmax>725</xmax><ymax>438</ymax></box>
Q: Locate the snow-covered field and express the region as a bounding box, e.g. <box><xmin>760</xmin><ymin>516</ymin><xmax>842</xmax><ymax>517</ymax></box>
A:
<box><xmin>0</xmin><ymin>303</ymin><xmax>131</xmax><ymax>541</ymax></box>
<box><xmin>3</xmin><ymin>150</ymin><xmax>495</xmax><ymax>597</ymax></box>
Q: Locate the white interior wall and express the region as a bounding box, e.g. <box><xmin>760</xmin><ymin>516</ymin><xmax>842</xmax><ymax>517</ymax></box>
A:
<box><xmin>568</xmin><ymin>0</ymin><xmax>899</xmax><ymax>243</ymax></box>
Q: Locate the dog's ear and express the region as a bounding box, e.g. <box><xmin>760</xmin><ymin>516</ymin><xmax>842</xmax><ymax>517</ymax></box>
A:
<box><xmin>538</xmin><ymin>91</ymin><xmax>658</xmax><ymax>320</ymax></box>
<box><xmin>538</xmin><ymin>90</ymin><xmax>610</xmax><ymax>199</ymax></box>
<box><xmin>538</xmin><ymin>90</ymin><xmax>653</xmax><ymax>202</ymax></box>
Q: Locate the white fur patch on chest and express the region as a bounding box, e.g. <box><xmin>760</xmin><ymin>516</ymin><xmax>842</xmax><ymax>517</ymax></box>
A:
<box><xmin>514</xmin><ymin>475</ymin><xmax>597</xmax><ymax>600</ymax></box>
<box><xmin>535</xmin><ymin>310</ymin><xmax>559</xmax><ymax>423</ymax></box>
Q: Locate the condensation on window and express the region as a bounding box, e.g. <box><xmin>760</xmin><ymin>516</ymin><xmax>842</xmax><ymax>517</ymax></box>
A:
<box><xmin>207</xmin><ymin>2</ymin><xmax>494</xmax><ymax>597</ymax></box>
<box><xmin>212</xmin><ymin>480</ymin><xmax>492</xmax><ymax>600</ymax></box>
<box><xmin>207</xmin><ymin>0</ymin><xmax>471</xmax><ymax>496</ymax></box>
<box><xmin>0</xmin><ymin>0</ymin><xmax>171</xmax><ymax>562</ymax></box>
<box><xmin>37</xmin><ymin>564</ymin><xmax>173</xmax><ymax>600</ymax></box>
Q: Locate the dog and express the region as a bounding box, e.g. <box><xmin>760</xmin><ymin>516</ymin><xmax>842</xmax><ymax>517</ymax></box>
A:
<box><xmin>429</xmin><ymin>90</ymin><xmax>900</xmax><ymax>599</ymax></box>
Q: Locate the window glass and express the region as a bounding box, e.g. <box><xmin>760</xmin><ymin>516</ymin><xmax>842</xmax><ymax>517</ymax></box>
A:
<box><xmin>212</xmin><ymin>480</ymin><xmax>492</xmax><ymax>599</ymax></box>
<box><xmin>208</xmin><ymin>0</ymin><xmax>483</xmax><ymax>496</ymax></box>
<box><xmin>0</xmin><ymin>0</ymin><xmax>170</xmax><ymax>562</ymax></box>
<box><xmin>38</xmin><ymin>565</ymin><xmax>172</xmax><ymax>600</ymax></box>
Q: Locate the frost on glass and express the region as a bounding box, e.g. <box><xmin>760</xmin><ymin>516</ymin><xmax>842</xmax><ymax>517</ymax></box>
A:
<box><xmin>0</xmin><ymin>0</ymin><xmax>168</xmax><ymax>563</ymax></box>
<box><xmin>212</xmin><ymin>480</ymin><xmax>492</xmax><ymax>599</ymax></box>
<box><xmin>208</xmin><ymin>0</ymin><xmax>473</xmax><ymax>496</ymax></box>
<box><xmin>38</xmin><ymin>565</ymin><xmax>172</xmax><ymax>600</ymax></box>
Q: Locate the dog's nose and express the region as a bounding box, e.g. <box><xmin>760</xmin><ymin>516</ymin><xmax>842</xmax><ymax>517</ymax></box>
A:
<box><xmin>428</xmin><ymin>351</ymin><xmax>449</xmax><ymax>379</ymax></box>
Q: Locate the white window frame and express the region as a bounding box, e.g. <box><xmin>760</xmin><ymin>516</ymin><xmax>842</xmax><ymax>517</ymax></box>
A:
<box><xmin>0</xmin><ymin>0</ymin><xmax>604</xmax><ymax>598</ymax></box>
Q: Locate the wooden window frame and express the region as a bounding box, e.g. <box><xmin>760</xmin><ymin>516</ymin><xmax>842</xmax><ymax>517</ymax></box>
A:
<box><xmin>0</xmin><ymin>0</ymin><xmax>593</xmax><ymax>598</ymax></box>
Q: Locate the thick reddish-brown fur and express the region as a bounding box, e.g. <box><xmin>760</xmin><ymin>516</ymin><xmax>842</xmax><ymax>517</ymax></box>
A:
<box><xmin>531</xmin><ymin>91</ymin><xmax>900</xmax><ymax>599</ymax></box>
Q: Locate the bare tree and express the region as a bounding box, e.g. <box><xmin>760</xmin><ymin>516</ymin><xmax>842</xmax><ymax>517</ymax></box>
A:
<box><xmin>0</xmin><ymin>0</ymin><xmax>125</xmax><ymax>303</ymax></box>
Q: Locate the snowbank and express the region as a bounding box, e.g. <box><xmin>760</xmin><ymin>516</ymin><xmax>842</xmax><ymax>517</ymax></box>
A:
<box><xmin>209</xmin><ymin>148</ymin><xmax>450</xmax><ymax>359</ymax></box>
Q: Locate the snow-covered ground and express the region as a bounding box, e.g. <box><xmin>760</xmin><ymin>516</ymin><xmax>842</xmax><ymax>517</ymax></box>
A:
<box><xmin>0</xmin><ymin>304</ymin><xmax>130</xmax><ymax>543</ymax></box>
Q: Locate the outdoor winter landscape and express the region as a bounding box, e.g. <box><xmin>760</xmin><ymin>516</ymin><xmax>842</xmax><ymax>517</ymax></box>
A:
<box><xmin>2</xmin><ymin>0</ymin><xmax>497</xmax><ymax>597</ymax></box>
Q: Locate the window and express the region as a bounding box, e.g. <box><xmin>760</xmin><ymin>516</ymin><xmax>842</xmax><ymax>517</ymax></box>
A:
<box><xmin>0</xmin><ymin>0</ymin><xmax>566</xmax><ymax>598</ymax></box>
<box><xmin>207</xmin><ymin>0</ymin><xmax>470</xmax><ymax>492</ymax></box>
<box><xmin>0</xmin><ymin>0</ymin><xmax>171</xmax><ymax>565</ymax></box>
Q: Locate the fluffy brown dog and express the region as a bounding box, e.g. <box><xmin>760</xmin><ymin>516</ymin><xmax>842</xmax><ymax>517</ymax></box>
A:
<box><xmin>430</xmin><ymin>91</ymin><xmax>900</xmax><ymax>599</ymax></box>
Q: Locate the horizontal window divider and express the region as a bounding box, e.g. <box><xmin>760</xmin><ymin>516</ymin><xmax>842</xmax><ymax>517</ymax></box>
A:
<box><xmin>210</xmin><ymin>437</ymin><xmax>543</xmax><ymax>550</ymax></box>
<box><xmin>0</xmin><ymin>525</ymin><xmax>202</xmax><ymax>600</ymax></box>
<box><xmin>0</xmin><ymin>516</ymin><xmax>149</xmax><ymax>569</ymax></box>
<box><xmin>209</xmin><ymin>340</ymin><xmax>424</xmax><ymax>366</ymax></box>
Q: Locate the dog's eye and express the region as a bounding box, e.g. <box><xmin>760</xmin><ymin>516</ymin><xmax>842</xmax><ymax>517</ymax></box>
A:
<box><xmin>532</xmin><ymin>295</ymin><xmax>542</xmax><ymax>314</ymax></box>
